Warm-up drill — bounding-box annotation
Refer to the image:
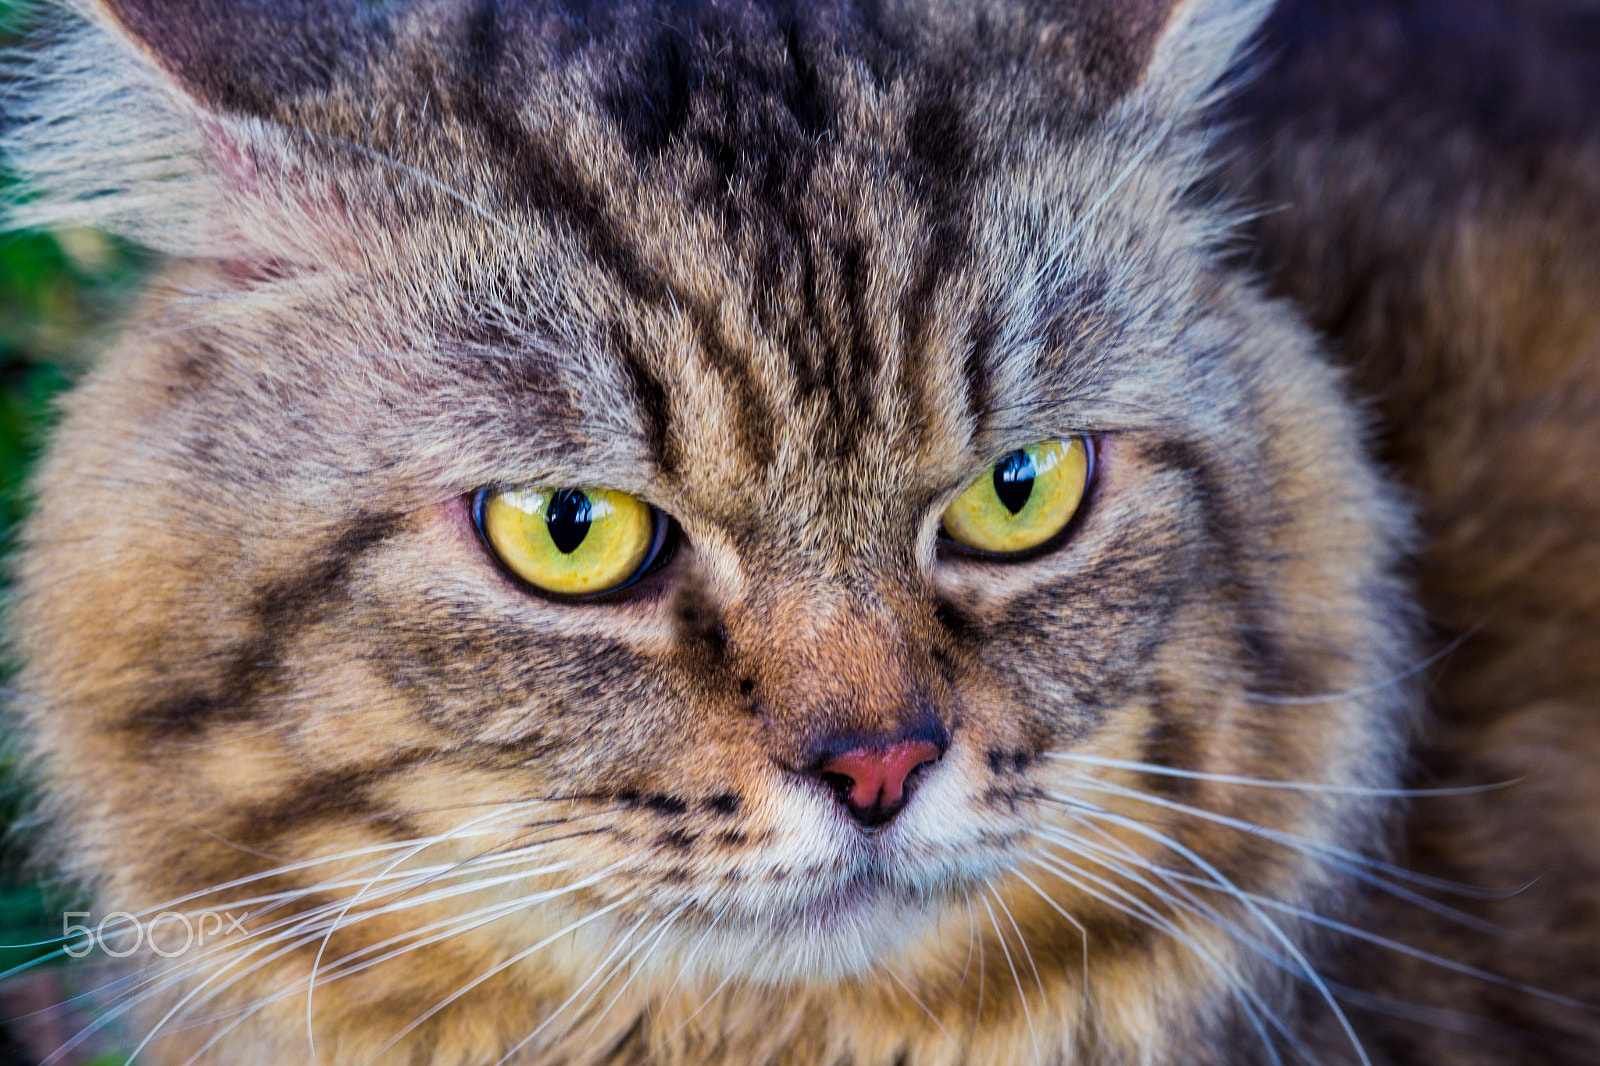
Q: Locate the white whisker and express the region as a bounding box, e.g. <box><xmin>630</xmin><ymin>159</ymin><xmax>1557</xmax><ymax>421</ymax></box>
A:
<box><xmin>490</xmin><ymin>908</ymin><xmax>653</xmax><ymax>1066</ymax></box>
<box><xmin>1244</xmin><ymin>628</ymin><xmax>1479</xmax><ymax>706</ymax></box>
<box><xmin>1055</xmin><ymin>796</ymin><xmax>1371</xmax><ymax>1066</ymax></box>
<box><xmin>1007</xmin><ymin>867</ymin><xmax>1090</xmax><ymax>1013</ymax></box>
<box><xmin>980</xmin><ymin>888</ymin><xmax>1039</xmax><ymax>1064</ymax></box>
<box><xmin>177</xmin><ymin>872</ymin><xmax>615</xmax><ymax>1040</ymax></box>
<box><xmin>658</xmin><ymin>901</ymin><xmax>729</xmax><ymax>1009</ymax></box>
<box><xmin>45</xmin><ymin>828</ymin><xmax>608</xmax><ymax>1063</ymax></box>
<box><xmin>574</xmin><ymin>902</ymin><xmax>689</xmax><ymax>1047</ymax></box>
<box><xmin>1047</xmin><ymin>776</ymin><xmax>1522</xmax><ymax>909</ymax></box>
<box><xmin>1036</xmin><ymin>821</ymin><xmax>1324</xmax><ymax>1062</ymax></box>
<box><xmin>1039</xmin><ymin>822</ymin><xmax>1301</xmax><ymax>979</ymax></box>
<box><xmin>305</xmin><ymin>802</ymin><xmax>569</xmax><ymax>1061</ymax></box>
<box><xmin>964</xmin><ymin>888</ymin><xmax>987</xmax><ymax>1021</ymax></box>
<box><xmin>1145</xmin><ymin>860</ymin><xmax>1595</xmax><ymax>1014</ymax></box>
<box><xmin>663</xmin><ymin>968</ymin><xmax>738</xmax><ymax>1044</ymax></box>
<box><xmin>1047</xmin><ymin>752</ymin><xmax>1513</xmax><ymax>798</ymax></box>
<box><xmin>368</xmin><ymin>889</ymin><xmax>640</xmax><ymax>1065</ymax></box>
<box><xmin>882</xmin><ymin>962</ymin><xmax>962</xmax><ymax>1057</ymax></box>
<box><xmin>1023</xmin><ymin>849</ymin><xmax>1299</xmax><ymax>1066</ymax></box>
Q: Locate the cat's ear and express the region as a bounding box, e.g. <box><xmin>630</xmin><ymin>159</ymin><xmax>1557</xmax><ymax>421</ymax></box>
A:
<box><xmin>924</xmin><ymin>0</ymin><xmax>1274</xmax><ymax>113</ymax></box>
<box><xmin>1108</xmin><ymin>0</ymin><xmax>1276</xmax><ymax>108</ymax></box>
<box><xmin>83</xmin><ymin>0</ymin><xmax>377</xmax><ymax>118</ymax></box>
<box><xmin>5</xmin><ymin>0</ymin><xmax>380</xmax><ymax>259</ymax></box>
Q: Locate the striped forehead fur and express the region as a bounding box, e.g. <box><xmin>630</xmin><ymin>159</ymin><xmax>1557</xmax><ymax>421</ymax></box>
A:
<box><xmin>6</xmin><ymin>0</ymin><xmax>1261</xmax><ymax>425</ymax></box>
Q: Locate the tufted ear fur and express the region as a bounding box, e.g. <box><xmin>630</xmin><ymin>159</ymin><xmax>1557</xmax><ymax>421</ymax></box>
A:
<box><xmin>2</xmin><ymin>0</ymin><xmax>1272</xmax><ymax>260</ymax></box>
<box><xmin>1133</xmin><ymin>0</ymin><xmax>1278</xmax><ymax>108</ymax></box>
<box><xmin>2</xmin><ymin>0</ymin><xmax>386</xmax><ymax>261</ymax></box>
<box><xmin>904</xmin><ymin>0</ymin><xmax>1277</xmax><ymax>115</ymax></box>
<box><xmin>86</xmin><ymin>0</ymin><xmax>1273</xmax><ymax>115</ymax></box>
<box><xmin>1045</xmin><ymin>0</ymin><xmax>1274</xmax><ymax>111</ymax></box>
<box><xmin>85</xmin><ymin>0</ymin><xmax>383</xmax><ymax>117</ymax></box>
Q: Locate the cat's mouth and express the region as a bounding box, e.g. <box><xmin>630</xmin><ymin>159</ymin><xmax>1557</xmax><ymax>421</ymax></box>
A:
<box><xmin>696</xmin><ymin>865</ymin><xmax>951</xmax><ymax>982</ymax></box>
<box><xmin>789</xmin><ymin>870</ymin><xmax>897</xmax><ymax>918</ymax></box>
<box><xmin>737</xmin><ymin>826</ymin><xmax>980</xmax><ymax>929</ymax></box>
<box><xmin>676</xmin><ymin>805</ymin><xmax>1027</xmax><ymax>982</ymax></box>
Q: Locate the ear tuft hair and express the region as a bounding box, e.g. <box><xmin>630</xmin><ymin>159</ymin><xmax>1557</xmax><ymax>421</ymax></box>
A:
<box><xmin>87</xmin><ymin>0</ymin><xmax>384</xmax><ymax>117</ymax></box>
<box><xmin>907</xmin><ymin>0</ymin><xmax>1275</xmax><ymax>116</ymax></box>
<box><xmin>1135</xmin><ymin>0</ymin><xmax>1277</xmax><ymax>110</ymax></box>
<box><xmin>3</xmin><ymin>1</ymin><xmax>384</xmax><ymax>260</ymax></box>
<box><xmin>3</xmin><ymin>10</ymin><xmax>215</xmax><ymax>253</ymax></box>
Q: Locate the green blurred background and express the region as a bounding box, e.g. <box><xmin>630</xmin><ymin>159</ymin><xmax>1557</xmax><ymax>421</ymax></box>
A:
<box><xmin>0</xmin><ymin>3</ymin><xmax>149</xmax><ymax>1062</ymax></box>
<box><xmin>0</xmin><ymin>224</ymin><xmax>145</xmax><ymax>942</ymax></box>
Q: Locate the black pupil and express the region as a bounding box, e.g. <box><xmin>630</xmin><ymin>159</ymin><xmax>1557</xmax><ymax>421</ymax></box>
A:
<box><xmin>545</xmin><ymin>489</ymin><xmax>593</xmax><ymax>554</ymax></box>
<box><xmin>993</xmin><ymin>450</ymin><xmax>1036</xmax><ymax>515</ymax></box>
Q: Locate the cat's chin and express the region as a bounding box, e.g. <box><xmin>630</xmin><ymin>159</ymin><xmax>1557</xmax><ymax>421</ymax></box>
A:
<box><xmin>690</xmin><ymin>876</ymin><xmax>956</xmax><ymax>984</ymax></box>
<box><xmin>657</xmin><ymin>850</ymin><xmax>1000</xmax><ymax>986</ymax></box>
<box><xmin>669</xmin><ymin>799</ymin><xmax>1019</xmax><ymax>982</ymax></box>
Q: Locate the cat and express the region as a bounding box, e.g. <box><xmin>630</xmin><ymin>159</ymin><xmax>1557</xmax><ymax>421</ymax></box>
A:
<box><xmin>2</xmin><ymin>0</ymin><xmax>1597</xmax><ymax>1064</ymax></box>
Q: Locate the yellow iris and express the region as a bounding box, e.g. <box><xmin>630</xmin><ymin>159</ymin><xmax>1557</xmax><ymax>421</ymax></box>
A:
<box><xmin>481</xmin><ymin>486</ymin><xmax>656</xmax><ymax>596</ymax></box>
<box><xmin>941</xmin><ymin>438</ymin><xmax>1090</xmax><ymax>555</ymax></box>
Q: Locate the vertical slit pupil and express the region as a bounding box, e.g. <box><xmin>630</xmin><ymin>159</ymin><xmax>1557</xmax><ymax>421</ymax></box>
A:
<box><xmin>545</xmin><ymin>489</ymin><xmax>593</xmax><ymax>554</ymax></box>
<box><xmin>993</xmin><ymin>450</ymin><xmax>1036</xmax><ymax>515</ymax></box>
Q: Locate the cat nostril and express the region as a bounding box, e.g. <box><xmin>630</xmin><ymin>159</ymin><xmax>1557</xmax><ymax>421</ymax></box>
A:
<box><xmin>817</xmin><ymin>739</ymin><xmax>944</xmax><ymax>828</ymax></box>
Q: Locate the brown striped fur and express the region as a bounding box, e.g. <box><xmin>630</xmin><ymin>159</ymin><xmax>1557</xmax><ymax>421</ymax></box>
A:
<box><xmin>2</xmin><ymin>0</ymin><xmax>1595</xmax><ymax>1063</ymax></box>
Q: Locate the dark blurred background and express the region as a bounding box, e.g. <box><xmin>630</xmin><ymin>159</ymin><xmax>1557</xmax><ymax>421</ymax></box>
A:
<box><xmin>0</xmin><ymin>1</ymin><xmax>148</xmax><ymax>1061</ymax></box>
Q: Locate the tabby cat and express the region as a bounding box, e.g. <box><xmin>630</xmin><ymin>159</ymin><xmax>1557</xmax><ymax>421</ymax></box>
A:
<box><xmin>4</xmin><ymin>0</ymin><xmax>1598</xmax><ymax>1063</ymax></box>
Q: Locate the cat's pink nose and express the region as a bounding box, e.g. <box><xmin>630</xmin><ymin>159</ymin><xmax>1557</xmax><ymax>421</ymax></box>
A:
<box><xmin>819</xmin><ymin>739</ymin><xmax>944</xmax><ymax>828</ymax></box>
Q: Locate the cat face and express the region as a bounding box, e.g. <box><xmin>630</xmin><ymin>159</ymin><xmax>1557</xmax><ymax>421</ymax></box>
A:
<box><xmin>9</xmin><ymin>0</ymin><xmax>1417</xmax><ymax>1060</ymax></box>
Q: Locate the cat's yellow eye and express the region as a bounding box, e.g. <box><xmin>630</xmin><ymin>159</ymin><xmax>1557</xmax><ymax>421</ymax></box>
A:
<box><xmin>477</xmin><ymin>486</ymin><xmax>665</xmax><ymax>597</ymax></box>
<box><xmin>941</xmin><ymin>438</ymin><xmax>1092</xmax><ymax>557</ymax></box>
